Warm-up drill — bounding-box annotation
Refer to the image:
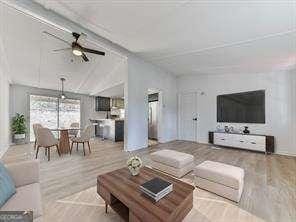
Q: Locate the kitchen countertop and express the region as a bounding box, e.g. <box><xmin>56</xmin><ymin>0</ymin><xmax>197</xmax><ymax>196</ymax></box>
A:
<box><xmin>211</xmin><ymin>131</ymin><xmax>273</xmax><ymax>137</ymax></box>
<box><xmin>90</xmin><ymin>118</ymin><xmax>124</xmax><ymax>122</ymax></box>
<box><xmin>91</xmin><ymin>119</ymin><xmax>124</xmax><ymax>142</ymax></box>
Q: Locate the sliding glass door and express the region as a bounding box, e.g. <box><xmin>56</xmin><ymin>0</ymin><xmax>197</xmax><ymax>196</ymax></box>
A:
<box><xmin>59</xmin><ymin>98</ymin><xmax>81</xmax><ymax>128</ymax></box>
<box><xmin>29</xmin><ymin>95</ymin><xmax>80</xmax><ymax>141</ymax></box>
<box><xmin>30</xmin><ymin>95</ymin><xmax>58</xmax><ymax>141</ymax></box>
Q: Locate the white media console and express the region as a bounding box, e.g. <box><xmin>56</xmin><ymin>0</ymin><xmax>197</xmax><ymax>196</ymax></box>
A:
<box><xmin>209</xmin><ymin>132</ymin><xmax>274</xmax><ymax>154</ymax></box>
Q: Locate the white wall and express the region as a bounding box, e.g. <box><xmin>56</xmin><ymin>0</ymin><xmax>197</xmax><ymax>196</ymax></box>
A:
<box><xmin>91</xmin><ymin>59</ymin><xmax>128</xmax><ymax>95</ymax></box>
<box><xmin>0</xmin><ymin>25</ymin><xmax>10</xmax><ymax>157</ymax></box>
<box><xmin>125</xmin><ymin>56</ymin><xmax>177</xmax><ymax>151</ymax></box>
<box><xmin>0</xmin><ymin>61</ymin><xmax>10</xmax><ymax>158</ymax></box>
<box><xmin>177</xmin><ymin>69</ymin><xmax>296</xmax><ymax>156</ymax></box>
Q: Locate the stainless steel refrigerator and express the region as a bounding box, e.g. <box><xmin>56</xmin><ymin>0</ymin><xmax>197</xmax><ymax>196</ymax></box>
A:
<box><xmin>148</xmin><ymin>101</ymin><xmax>158</xmax><ymax>139</ymax></box>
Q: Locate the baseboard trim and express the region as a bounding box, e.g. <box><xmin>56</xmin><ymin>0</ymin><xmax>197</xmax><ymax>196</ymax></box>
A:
<box><xmin>275</xmin><ymin>151</ymin><xmax>296</xmax><ymax>157</ymax></box>
<box><xmin>206</xmin><ymin>142</ymin><xmax>296</xmax><ymax>157</ymax></box>
<box><xmin>176</xmin><ymin>140</ymin><xmax>296</xmax><ymax>157</ymax></box>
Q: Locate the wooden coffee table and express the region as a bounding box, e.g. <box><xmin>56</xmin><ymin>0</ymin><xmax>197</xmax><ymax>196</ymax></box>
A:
<box><xmin>97</xmin><ymin>167</ymin><xmax>194</xmax><ymax>222</ymax></box>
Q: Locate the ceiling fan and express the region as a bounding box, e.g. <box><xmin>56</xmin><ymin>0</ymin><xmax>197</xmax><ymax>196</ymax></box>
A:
<box><xmin>43</xmin><ymin>31</ymin><xmax>105</xmax><ymax>62</ymax></box>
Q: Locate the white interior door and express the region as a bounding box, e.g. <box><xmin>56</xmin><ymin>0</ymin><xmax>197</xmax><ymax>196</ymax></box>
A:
<box><xmin>178</xmin><ymin>92</ymin><xmax>198</xmax><ymax>142</ymax></box>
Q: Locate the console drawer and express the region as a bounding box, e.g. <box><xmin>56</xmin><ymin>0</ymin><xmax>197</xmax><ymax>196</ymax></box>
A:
<box><xmin>214</xmin><ymin>133</ymin><xmax>227</xmax><ymax>139</ymax></box>
<box><xmin>244</xmin><ymin>135</ymin><xmax>265</xmax><ymax>145</ymax></box>
<box><xmin>246</xmin><ymin>142</ymin><xmax>265</xmax><ymax>151</ymax></box>
<box><xmin>213</xmin><ymin>132</ymin><xmax>266</xmax><ymax>152</ymax></box>
<box><xmin>214</xmin><ymin>133</ymin><xmax>228</xmax><ymax>146</ymax></box>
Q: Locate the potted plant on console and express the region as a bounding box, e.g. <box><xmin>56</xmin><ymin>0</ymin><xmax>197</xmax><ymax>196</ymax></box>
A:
<box><xmin>11</xmin><ymin>113</ymin><xmax>27</xmax><ymax>144</ymax></box>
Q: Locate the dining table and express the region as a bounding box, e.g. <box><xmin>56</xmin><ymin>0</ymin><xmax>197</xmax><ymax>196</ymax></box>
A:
<box><xmin>50</xmin><ymin>128</ymin><xmax>82</xmax><ymax>154</ymax></box>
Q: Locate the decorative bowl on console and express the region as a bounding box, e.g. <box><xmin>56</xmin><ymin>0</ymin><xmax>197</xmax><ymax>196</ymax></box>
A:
<box><xmin>216</xmin><ymin>124</ymin><xmax>224</xmax><ymax>132</ymax></box>
<box><xmin>224</xmin><ymin>126</ymin><xmax>230</xmax><ymax>133</ymax></box>
<box><xmin>229</xmin><ymin>126</ymin><xmax>234</xmax><ymax>133</ymax></box>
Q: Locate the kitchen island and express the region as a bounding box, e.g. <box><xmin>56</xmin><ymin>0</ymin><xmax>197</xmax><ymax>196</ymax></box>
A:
<box><xmin>92</xmin><ymin>119</ymin><xmax>124</xmax><ymax>142</ymax></box>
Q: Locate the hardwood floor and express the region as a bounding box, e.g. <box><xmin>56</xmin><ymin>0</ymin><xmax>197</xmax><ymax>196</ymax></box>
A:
<box><xmin>2</xmin><ymin>139</ymin><xmax>296</xmax><ymax>222</ymax></box>
<box><xmin>148</xmin><ymin>139</ymin><xmax>158</xmax><ymax>147</ymax></box>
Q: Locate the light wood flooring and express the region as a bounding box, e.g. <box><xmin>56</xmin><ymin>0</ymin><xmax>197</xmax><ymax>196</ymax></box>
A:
<box><xmin>2</xmin><ymin>139</ymin><xmax>296</xmax><ymax>222</ymax></box>
<box><xmin>148</xmin><ymin>139</ymin><xmax>159</xmax><ymax>146</ymax></box>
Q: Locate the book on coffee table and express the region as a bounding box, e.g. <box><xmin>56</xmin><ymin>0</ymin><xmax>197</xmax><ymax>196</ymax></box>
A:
<box><xmin>140</xmin><ymin>177</ymin><xmax>173</xmax><ymax>202</ymax></box>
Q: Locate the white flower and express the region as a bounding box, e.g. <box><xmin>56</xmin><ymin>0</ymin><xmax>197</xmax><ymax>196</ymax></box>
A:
<box><xmin>127</xmin><ymin>156</ymin><xmax>142</xmax><ymax>169</ymax></box>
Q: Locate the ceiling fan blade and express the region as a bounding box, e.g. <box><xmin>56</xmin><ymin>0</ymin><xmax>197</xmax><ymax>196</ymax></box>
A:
<box><xmin>81</xmin><ymin>53</ymin><xmax>89</xmax><ymax>62</ymax></box>
<box><xmin>53</xmin><ymin>48</ymin><xmax>71</xmax><ymax>52</ymax></box>
<box><xmin>82</xmin><ymin>47</ymin><xmax>105</xmax><ymax>56</ymax></box>
<box><xmin>80</xmin><ymin>32</ymin><xmax>87</xmax><ymax>39</ymax></box>
<box><xmin>43</xmin><ymin>31</ymin><xmax>71</xmax><ymax>46</ymax></box>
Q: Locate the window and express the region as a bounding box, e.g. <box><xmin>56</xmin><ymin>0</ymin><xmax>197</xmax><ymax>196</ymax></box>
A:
<box><xmin>59</xmin><ymin>98</ymin><xmax>81</xmax><ymax>128</ymax></box>
<box><xmin>29</xmin><ymin>95</ymin><xmax>80</xmax><ymax>141</ymax></box>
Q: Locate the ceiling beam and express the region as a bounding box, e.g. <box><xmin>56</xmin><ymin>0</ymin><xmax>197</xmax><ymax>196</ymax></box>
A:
<box><xmin>149</xmin><ymin>29</ymin><xmax>296</xmax><ymax>61</ymax></box>
<box><xmin>1</xmin><ymin>0</ymin><xmax>128</xmax><ymax>60</ymax></box>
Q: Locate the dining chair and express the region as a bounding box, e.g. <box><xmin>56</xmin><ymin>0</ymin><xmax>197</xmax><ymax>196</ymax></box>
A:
<box><xmin>70</xmin><ymin>125</ymin><xmax>92</xmax><ymax>156</ymax></box>
<box><xmin>35</xmin><ymin>128</ymin><xmax>61</xmax><ymax>161</ymax></box>
<box><xmin>32</xmin><ymin>123</ymin><xmax>43</xmax><ymax>149</ymax></box>
<box><xmin>68</xmin><ymin>122</ymin><xmax>80</xmax><ymax>138</ymax></box>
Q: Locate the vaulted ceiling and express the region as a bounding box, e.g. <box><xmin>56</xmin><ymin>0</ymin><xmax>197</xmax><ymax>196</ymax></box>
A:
<box><xmin>34</xmin><ymin>0</ymin><xmax>296</xmax><ymax>75</ymax></box>
<box><xmin>1</xmin><ymin>0</ymin><xmax>295</xmax><ymax>96</ymax></box>
<box><xmin>0</xmin><ymin>1</ymin><xmax>126</xmax><ymax>95</ymax></box>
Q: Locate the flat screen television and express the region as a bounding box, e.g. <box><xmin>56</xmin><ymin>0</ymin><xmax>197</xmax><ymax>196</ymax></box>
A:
<box><xmin>217</xmin><ymin>90</ymin><xmax>265</xmax><ymax>123</ymax></box>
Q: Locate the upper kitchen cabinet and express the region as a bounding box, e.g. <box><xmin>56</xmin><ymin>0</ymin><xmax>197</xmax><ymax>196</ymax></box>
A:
<box><xmin>111</xmin><ymin>98</ymin><xmax>124</xmax><ymax>109</ymax></box>
<box><xmin>95</xmin><ymin>96</ymin><xmax>111</xmax><ymax>111</ymax></box>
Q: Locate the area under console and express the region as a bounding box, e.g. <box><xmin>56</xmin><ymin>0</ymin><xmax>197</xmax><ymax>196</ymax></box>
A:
<box><xmin>209</xmin><ymin>131</ymin><xmax>274</xmax><ymax>154</ymax></box>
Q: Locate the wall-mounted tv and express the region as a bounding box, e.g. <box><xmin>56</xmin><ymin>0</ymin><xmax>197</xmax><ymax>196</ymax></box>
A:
<box><xmin>217</xmin><ymin>90</ymin><xmax>265</xmax><ymax>123</ymax></box>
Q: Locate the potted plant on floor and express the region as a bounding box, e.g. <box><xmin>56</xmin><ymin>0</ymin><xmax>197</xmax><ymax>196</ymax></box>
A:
<box><xmin>12</xmin><ymin>113</ymin><xmax>27</xmax><ymax>144</ymax></box>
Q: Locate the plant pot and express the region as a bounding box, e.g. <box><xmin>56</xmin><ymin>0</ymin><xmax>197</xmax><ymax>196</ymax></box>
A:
<box><xmin>14</xmin><ymin>134</ymin><xmax>26</xmax><ymax>139</ymax></box>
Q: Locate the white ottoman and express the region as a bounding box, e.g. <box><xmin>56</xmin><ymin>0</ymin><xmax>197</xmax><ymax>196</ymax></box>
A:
<box><xmin>150</xmin><ymin>149</ymin><xmax>194</xmax><ymax>178</ymax></box>
<box><xmin>194</xmin><ymin>161</ymin><xmax>244</xmax><ymax>202</ymax></box>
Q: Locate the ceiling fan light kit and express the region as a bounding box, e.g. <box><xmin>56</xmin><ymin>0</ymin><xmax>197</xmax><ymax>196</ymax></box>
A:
<box><xmin>61</xmin><ymin>94</ymin><xmax>66</xmax><ymax>99</ymax></box>
<box><xmin>60</xmin><ymin>77</ymin><xmax>66</xmax><ymax>99</ymax></box>
<box><xmin>72</xmin><ymin>48</ymin><xmax>83</xmax><ymax>56</ymax></box>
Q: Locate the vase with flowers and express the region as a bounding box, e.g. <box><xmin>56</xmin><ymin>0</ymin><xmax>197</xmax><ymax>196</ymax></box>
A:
<box><xmin>127</xmin><ymin>156</ymin><xmax>142</xmax><ymax>176</ymax></box>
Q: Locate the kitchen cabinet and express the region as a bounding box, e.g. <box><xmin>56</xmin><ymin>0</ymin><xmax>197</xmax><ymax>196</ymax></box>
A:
<box><xmin>111</xmin><ymin>98</ymin><xmax>124</xmax><ymax>109</ymax></box>
<box><xmin>93</xmin><ymin>119</ymin><xmax>124</xmax><ymax>142</ymax></box>
<box><xmin>95</xmin><ymin>96</ymin><xmax>111</xmax><ymax>111</ymax></box>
